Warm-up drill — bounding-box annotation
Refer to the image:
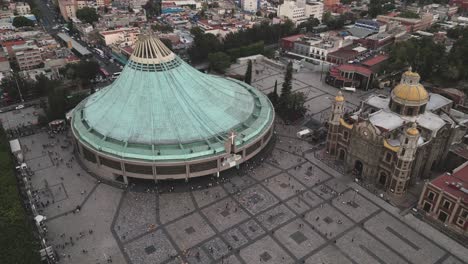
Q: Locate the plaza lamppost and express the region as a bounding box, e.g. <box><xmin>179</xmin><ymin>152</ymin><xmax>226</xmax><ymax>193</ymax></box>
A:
<box><xmin>10</xmin><ymin>69</ymin><xmax>24</xmax><ymax>103</ymax></box>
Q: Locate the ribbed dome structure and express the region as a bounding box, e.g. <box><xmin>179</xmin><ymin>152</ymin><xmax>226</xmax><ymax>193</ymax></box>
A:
<box><xmin>391</xmin><ymin>69</ymin><xmax>429</xmax><ymax>104</ymax></box>
<box><xmin>71</xmin><ymin>33</ymin><xmax>274</xmax><ymax>181</ymax></box>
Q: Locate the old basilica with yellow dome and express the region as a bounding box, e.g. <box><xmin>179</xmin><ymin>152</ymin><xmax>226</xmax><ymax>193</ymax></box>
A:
<box><xmin>326</xmin><ymin>69</ymin><xmax>468</xmax><ymax>197</ymax></box>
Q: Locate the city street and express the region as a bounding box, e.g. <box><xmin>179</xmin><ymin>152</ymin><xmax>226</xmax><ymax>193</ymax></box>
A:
<box><xmin>33</xmin><ymin>0</ymin><xmax>121</xmax><ymax>75</ymax></box>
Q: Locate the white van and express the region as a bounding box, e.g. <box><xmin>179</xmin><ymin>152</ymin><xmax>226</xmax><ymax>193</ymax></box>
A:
<box><xmin>111</xmin><ymin>72</ymin><xmax>121</xmax><ymax>79</ymax></box>
<box><xmin>341</xmin><ymin>87</ymin><xmax>356</xmax><ymax>93</ymax></box>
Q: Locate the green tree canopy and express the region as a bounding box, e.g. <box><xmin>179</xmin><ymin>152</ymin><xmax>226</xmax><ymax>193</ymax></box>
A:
<box><xmin>267</xmin><ymin>80</ymin><xmax>279</xmax><ymax>106</ymax></box>
<box><xmin>151</xmin><ymin>23</ymin><xmax>173</xmax><ymax>33</ymax></box>
<box><xmin>160</xmin><ymin>38</ymin><xmax>173</xmax><ymax>50</ymax></box>
<box><xmin>398</xmin><ymin>11</ymin><xmax>420</xmax><ymax>19</ymax></box>
<box><xmin>143</xmin><ymin>0</ymin><xmax>161</xmax><ymax>18</ymax></box>
<box><xmin>62</xmin><ymin>60</ymin><xmax>100</xmax><ymax>88</ymax></box>
<box><xmin>368</xmin><ymin>0</ymin><xmax>384</xmax><ymax>18</ymax></box>
<box><xmin>0</xmin><ymin>125</ymin><xmax>41</xmax><ymax>264</ymax></box>
<box><xmin>298</xmin><ymin>17</ymin><xmax>320</xmax><ymax>33</ymax></box>
<box><xmin>0</xmin><ymin>72</ymin><xmax>34</xmax><ymax>102</ymax></box>
<box><xmin>189</xmin><ymin>32</ymin><xmax>222</xmax><ymax>63</ymax></box>
<box><xmin>281</xmin><ymin>62</ymin><xmax>293</xmax><ymax>98</ymax></box>
<box><xmin>208</xmin><ymin>52</ymin><xmax>231</xmax><ymax>73</ymax></box>
<box><xmin>76</xmin><ymin>7</ymin><xmax>99</xmax><ymax>24</ymax></box>
<box><xmin>244</xmin><ymin>60</ymin><xmax>252</xmax><ymax>85</ymax></box>
<box><xmin>12</xmin><ymin>16</ymin><xmax>34</xmax><ymax>27</ymax></box>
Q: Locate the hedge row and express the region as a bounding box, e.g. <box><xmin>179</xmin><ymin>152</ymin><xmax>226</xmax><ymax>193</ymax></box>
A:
<box><xmin>0</xmin><ymin>126</ymin><xmax>41</xmax><ymax>263</ymax></box>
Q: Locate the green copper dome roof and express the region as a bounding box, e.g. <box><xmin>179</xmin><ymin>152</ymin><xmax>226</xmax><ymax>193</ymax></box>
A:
<box><xmin>72</xmin><ymin>34</ymin><xmax>274</xmax><ymax>161</ymax></box>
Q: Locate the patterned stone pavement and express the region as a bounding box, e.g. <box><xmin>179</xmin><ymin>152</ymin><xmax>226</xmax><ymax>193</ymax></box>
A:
<box><xmin>10</xmin><ymin>61</ymin><xmax>467</xmax><ymax>264</ymax></box>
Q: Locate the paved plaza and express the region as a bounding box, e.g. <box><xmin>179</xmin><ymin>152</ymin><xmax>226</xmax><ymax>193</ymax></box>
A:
<box><xmin>4</xmin><ymin>61</ymin><xmax>467</xmax><ymax>264</ymax></box>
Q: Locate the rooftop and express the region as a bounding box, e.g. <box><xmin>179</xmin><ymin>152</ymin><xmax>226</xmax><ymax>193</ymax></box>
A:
<box><xmin>361</xmin><ymin>55</ymin><xmax>389</xmax><ymax>67</ymax></box>
<box><xmin>72</xmin><ymin>34</ymin><xmax>273</xmax><ymax>161</ymax></box>
<box><xmin>430</xmin><ymin>161</ymin><xmax>468</xmax><ymax>202</ymax></box>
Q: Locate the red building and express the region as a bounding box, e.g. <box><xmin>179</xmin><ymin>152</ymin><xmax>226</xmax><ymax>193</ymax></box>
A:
<box><xmin>326</xmin><ymin>64</ymin><xmax>373</xmax><ymax>90</ymax></box>
<box><xmin>324</xmin><ymin>0</ymin><xmax>340</xmax><ymax>10</ymax></box>
<box><xmin>417</xmin><ymin>161</ymin><xmax>468</xmax><ymax>235</ymax></box>
<box><xmin>450</xmin><ymin>0</ymin><xmax>468</xmax><ymax>10</ymax></box>
<box><xmin>280</xmin><ymin>34</ymin><xmax>304</xmax><ymax>51</ymax></box>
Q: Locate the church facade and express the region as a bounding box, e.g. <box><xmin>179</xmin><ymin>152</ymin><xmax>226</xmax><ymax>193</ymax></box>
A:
<box><xmin>326</xmin><ymin>69</ymin><xmax>467</xmax><ymax>197</ymax></box>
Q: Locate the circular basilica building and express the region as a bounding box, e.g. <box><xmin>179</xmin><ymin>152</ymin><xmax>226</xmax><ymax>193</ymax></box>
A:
<box><xmin>70</xmin><ymin>34</ymin><xmax>274</xmax><ymax>183</ymax></box>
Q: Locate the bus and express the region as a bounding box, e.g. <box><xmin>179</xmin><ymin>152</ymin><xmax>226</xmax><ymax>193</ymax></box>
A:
<box><xmin>99</xmin><ymin>68</ymin><xmax>110</xmax><ymax>79</ymax></box>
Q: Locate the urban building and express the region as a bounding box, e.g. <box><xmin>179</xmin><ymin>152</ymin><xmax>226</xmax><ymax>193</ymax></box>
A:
<box><xmin>278</xmin><ymin>0</ymin><xmax>324</xmax><ymax>25</ymax></box>
<box><xmin>291</xmin><ymin>34</ymin><xmax>354</xmax><ymax>61</ymax></box>
<box><xmin>347</xmin><ymin>19</ymin><xmax>386</xmax><ymax>38</ymax></box>
<box><xmin>377</xmin><ymin>13</ymin><xmax>434</xmax><ymax>32</ymax></box>
<box><xmin>113</xmin><ymin>0</ymin><xmax>148</xmax><ymax>8</ymax></box>
<box><xmin>326</xmin><ymin>64</ymin><xmax>373</xmax><ymax>90</ymax></box>
<box><xmin>417</xmin><ymin>161</ymin><xmax>468</xmax><ymax>235</ymax></box>
<box><xmin>70</xmin><ymin>34</ymin><xmax>274</xmax><ymax>183</ymax></box>
<box><xmin>326</xmin><ymin>69</ymin><xmax>468</xmax><ymax>197</ymax></box>
<box><xmin>96</xmin><ymin>0</ymin><xmax>112</xmax><ymax>7</ymax></box>
<box><xmin>241</xmin><ymin>0</ymin><xmax>258</xmax><ymax>13</ymax></box>
<box><xmin>97</xmin><ymin>9</ymin><xmax>147</xmax><ymax>29</ymax></box>
<box><xmin>15</xmin><ymin>47</ymin><xmax>42</xmax><ymax>70</ymax></box>
<box><xmin>323</xmin><ymin>0</ymin><xmax>339</xmax><ymax>9</ymax></box>
<box><xmin>450</xmin><ymin>0</ymin><xmax>468</xmax><ymax>10</ymax></box>
<box><xmin>196</xmin><ymin>20</ymin><xmax>245</xmax><ymax>39</ymax></box>
<box><xmin>161</xmin><ymin>0</ymin><xmax>201</xmax><ymax>9</ymax></box>
<box><xmin>15</xmin><ymin>2</ymin><xmax>31</xmax><ymax>16</ymax></box>
<box><xmin>280</xmin><ymin>34</ymin><xmax>305</xmax><ymax>51</ymax></box>
<box><xmin>99</xmin><ymin>27</ymin><xmax>140</xmax><ymax>47</ymax></box>
<box><xmin>58</xmin><ymin>0</ymin><xmax>77</xmax><ymax>21</ymax></box>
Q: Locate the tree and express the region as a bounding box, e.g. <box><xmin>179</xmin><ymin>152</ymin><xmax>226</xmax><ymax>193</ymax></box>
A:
<box><xmin>1</xmin><ymin>72</ymin><xmax>33</xmax><ymax>102</ymax></box>
<box><xmin>160</xmin><ymin>38</ymin><xmax>173</xmax><ymax>50</ymax></box>
<box><xmin>151</xmin><ymin>23</ymin><xmax>173</xmax><ymax>33</ymax></box>
<box><xmin>281</xmin><ymin>62</ymin><xmax>293</xmax><ymax>99</ymax></box>
<box><xmin>12</xmin><ymin>16</ymin><xmax>34</xmax><ymax>27</ymax></box>
<box><xmin>46</xmin><ymin>82</ymin><xmax>68</xmax><ymax>120</ymax></box>
<box><xmin>275</xmin><ymin>62</ymin><xmax>306</xmax><ymax>121</ymax></box>
<box><xmin>244</xmin><ymin>60</ymin><xmax>252</xmax><ymax>85</ymax></box>
<box><xmin>267</xmin><ymin>80</ymin><xmax>279</xmax><ymax>106</ymax></box>
<box><xmin>76</xmin><ymin>7</ymin><xmax>99</xmax><ymax>24</ymax></box>
<box><xmin>189</xmin><ymin>33</ymin><xmax>221</xmax><ymax>63</ymax></box>
<box><xmin>208</xmin><ymin>52</ymin><xmax>231</xmax><ymax>73</ymax></box>
<box><xmin>368</xmin><ymin>0</ymin><xmax>384</xmax><ymax>18</ymax></box>
<box><xmin>63</xmin><ymin>60</ymin><xmax>100</xmax><ymax>88</ymax></box>
<box><xmin>31</xmin><ymin>8</ymin><xmax>41</xmax><ymax>18</ymax></box>
<box><xmin>143</xmin><ymin>0</ymin><xmax>161</xmax><ymax>18</ymax></box>
<box><xmin>398</xmin><ymin>11</ymin><xmax>420</xmax><ymax>19</ymax></box>
<box><xmin>0</xmin><ymin>125</ymin><xmax>41</xmax><ymax>264</ymax></box>
<box><xmin>33</xmin><ymin>74</ymin><xmax>51</xmax><ymax>97</ymax></box>
<box><xmin>298</xmin><ymin>17</ymin><xmax>320</xmax><ymax>32</ymax></box>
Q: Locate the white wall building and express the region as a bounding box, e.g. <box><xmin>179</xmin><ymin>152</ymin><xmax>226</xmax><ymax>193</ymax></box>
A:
<box><xmin>292</xmin><ymin>34</ymin><xmax>353</xmax><ymax>61</ymax></box>
<box><xmin>15</xmin><ymin>2</ymin><xmax>31</xmax><ymax>16</ymax></box>
<box><xmin>241</xmin><ymin>0</ymin><xmax>258</xmax><ymax>13</ymax></box>
<box><xmin>278</xmin><ymin>0</ymin><xmax>323</xmax><ymax>25</ymax></box>
<box><xmin>99</xmin><ymin>27</ymin><xmax>140</xmax><ymax>47</ymax></box>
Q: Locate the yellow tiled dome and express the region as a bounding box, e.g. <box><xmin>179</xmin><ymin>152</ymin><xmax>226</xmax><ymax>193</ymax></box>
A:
<box><xmin>392</xmin><ymin>69</ymin><xmax>429</xmax><ymax>102</ymax></box>
<box><xmin>407</xmin><ymin>126</ymin><xmax>419</xmax><ymax>135</ymax></box>
<box><xmin>335</xmin><ymin>91</ymin><xmax>345</xmax><ymax>102</ymax></box>
<box><xmin>406</xmin><ymin>123</ymin><xmax>419</xmax><ymax>136</ymax></box>
<box><xmin>393</xmin><ymin>83</ymin><xmax>429</xmax><ymax>102</ymax></box>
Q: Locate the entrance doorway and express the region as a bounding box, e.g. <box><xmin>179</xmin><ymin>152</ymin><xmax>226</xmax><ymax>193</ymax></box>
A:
<box><xmin>354</xmin><ymin>160</ymin><xmax>363</xmax><ymax>177</ymax></box>
<box><xmin>378</xmin><ymin>172</ymin><xmax>387</xmax><ymax>186</ymax></box>
<box><xmin>338</xmin><ymin>149</ymin><xmax>345</xmax><ymax>161</ymax></box>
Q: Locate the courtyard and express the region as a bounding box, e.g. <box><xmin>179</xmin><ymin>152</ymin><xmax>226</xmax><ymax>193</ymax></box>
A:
<box><xmin>3</xmin><ymin>60</ymin><xmax>467</xmax><ymax>264</ymax></box>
